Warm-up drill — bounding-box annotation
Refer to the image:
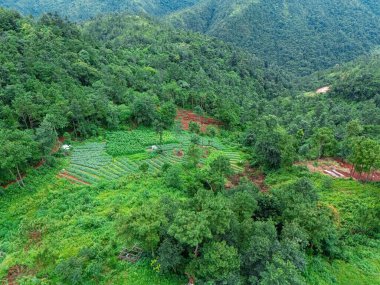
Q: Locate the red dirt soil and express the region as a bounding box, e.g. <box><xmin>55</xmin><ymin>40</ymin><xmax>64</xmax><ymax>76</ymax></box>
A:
<box><xmin>24</xmin><ymin>231</ymin><xmax>43</xmax><ymax>251</ymax></box>
<box><xmin>297</xmin><ymin>158</ymin><xmax>380</xmax><ymax>182</ymax></box>
<box><xmin>57</xmin><ymin>172</ymin><xmax>90</xmax><ymax>185</ymax></box>
<box><xmin>5</xmin><ymin>265</ymin><xmax>27</xmax><ymax>285</ymax></box>
<box><xmin>227</xmin><ymin>165</ymin><xmax>268</xmax><ymax>192</ymax></box>
<box><xmin>2</xmin><ymin>137</ymin><xmax>65</xmax><ymax>189</ymax></box>
<box><xmin>176</xmin><ymin>109</ymin><xmax>222</xmax><ymax>132</ymax></box>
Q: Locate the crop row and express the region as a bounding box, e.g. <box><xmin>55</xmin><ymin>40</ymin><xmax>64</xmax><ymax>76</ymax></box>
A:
<box><xmin>106</xmin><ymin>130</ymin><xmax>178</xmax><ymax>156</ymax></box>
<box><xmin>224</xmin><ymin>150</ymin><xmax>246</xmax><ymax>172</ymax></box>
<box><xmin>140</xmin><ymin>153</ymin><xmax>183</xmax><ymax>172</ymax></box>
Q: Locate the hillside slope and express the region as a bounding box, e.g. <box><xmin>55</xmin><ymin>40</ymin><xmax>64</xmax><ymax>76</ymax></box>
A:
<box><xmin>0</xmin><ymin>8</ymin><xmax>286</xmax><ymax>182</ymax></box>
<box><xmin>303</xmin><ymin>51</ymin><xmax>380</xmax><ymax>102</ymax></box>
<box><xmin>167</xmin><ymin>0</ymin><xmax>380</xmax><ymax>75</ymax></box>
<box><xmin>0</xmin><ymin>0</ymin><xmax>200</xmax><ymax>20</ymax></box>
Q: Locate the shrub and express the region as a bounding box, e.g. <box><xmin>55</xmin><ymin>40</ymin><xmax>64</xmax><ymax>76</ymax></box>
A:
<box><xmin>189</xmin><ymin>121</ymin><xmax>201</xmax><ymax>134</ymax></box>
<box><xmin>139</xmin><ymin>162</ymin><xmax>149</xmax><ymax>173</ymax></box>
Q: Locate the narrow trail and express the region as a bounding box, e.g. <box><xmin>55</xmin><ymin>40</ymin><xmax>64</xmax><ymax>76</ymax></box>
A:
<box><xmin>57</xmin><ymin>172</ymin><xmax>91</xmax><ymax>185</ymax></box>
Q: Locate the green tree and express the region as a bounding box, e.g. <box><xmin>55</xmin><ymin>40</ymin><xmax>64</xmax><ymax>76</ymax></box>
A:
<box><xmin>164</xmin><ymin>166</ymin><xmax>183</xmax><ymax>190</ymax></box>
<box><xmin>253</xmin><ymin>127</ymin><xmax>296</xmax><ymax>170</ymax></box>
<box><xmin>186</xmin><ymin>143</ymin><xmax>202</xmax><ymax>168</ymax></box>
<box><xmin>311</xmin><ymin>127</ymin><xmax>337</xmax><ymax>158</ymax></box>
<box><xmin>195</xmin><ymin>241</ymin><xmax>240</xmax><ymax>282</ymax></box>
<box><xmin>349</xmin><ymin>138</ymin><xmax>380</xmax><ymax>180</ymax></box>
<box><xmin>154</xmin><ymin>101</ymin><xmax>177</xmax><ymax>146</ymax></box>
<box><xmin>157</xmin><ymin>238</ymin><xmax>183</xmax><ymax>273</ymax></box>
<box><xmin>259</xmin><ymin>254</ymin><xmax>306</xmax><ymax>285</ymax></box>
<box><xmin>0</xmin><ymin>128</ymin><xmax>39</xmax><ymax>186</ymax></box>
<box><xmin>189</xmin><ymin>121</ymin><xmax>200</xmax><ymax>134</ymax></box>
<box><xmin>36</xmin><ymin>116</ymin><xmax>58</xmax><ymax>157</ymax></box>
<box><xmin>123</xmin><ymin>203</ymin><xmax>168</xmax><ymax>254</ymax></box>
<box><xmin>346</xmin><ymin>120</ymin><xmax>363</xmax><ymax>138</ymax></box>
<box><xmin>132</xmin><ymin>95</ymin><xmax>157</xmax><ymax>126</ymax></box>
<box><xmin>168</xmin><ymin>209</ymin><xmax>211</xmax><ymax>256</ymax></box>
<box><xmin>208</xmin><ymin>155</ymin><xmax>232</xmax><ymax>191</ymax></box>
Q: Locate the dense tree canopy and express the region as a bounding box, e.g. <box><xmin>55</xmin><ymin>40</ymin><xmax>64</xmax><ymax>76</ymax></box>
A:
<box><xmin>0</xmin><ymin>5</ymin><xmax>379</xmax><ymax>285</ymax></box>
<box><xmin>167</xmin><ymin>0</ymin><xmax>380</xmax><ymax>75</ymax></box>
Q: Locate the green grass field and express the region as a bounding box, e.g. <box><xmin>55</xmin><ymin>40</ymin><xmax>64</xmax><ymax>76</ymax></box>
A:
<box><xmin>0</xmin><ymin>165</ymin><xmax>185</xmax><ymax>284</ymax></box>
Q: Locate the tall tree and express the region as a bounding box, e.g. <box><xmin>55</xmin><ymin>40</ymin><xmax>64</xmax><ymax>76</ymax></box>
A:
<box><xmin>311</xmin><ymin>127</ymin><xmax>337</xmax><ymax>158</ymax></box>
<box><xmin>0</xmin><ymin>128</ymin><xmax>38</xmax><ymax>186</ymax></box>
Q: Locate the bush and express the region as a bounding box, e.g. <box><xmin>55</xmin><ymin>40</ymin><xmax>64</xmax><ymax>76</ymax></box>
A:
<box><xmin>206</xmin><ymin>126</ymin><xmax>217</xmax><ymax>137</ymax></box>
<box><xmin>189</xmin><ymin>121</ymin><xmax>201</xmax><ymax>134</ymax></box>
<box><xmin>139</xmin><ymin>162</ymin><xmax>149</xmax><ymax>173</ymax></box>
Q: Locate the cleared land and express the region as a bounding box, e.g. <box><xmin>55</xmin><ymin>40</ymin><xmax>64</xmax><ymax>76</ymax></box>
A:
<box><xmin>58</xmin><ymin>130</ymin><xmax>245</xmax><ymax>185</ymax></box>
<box><xmin>176</xmin><ymin>109</ymin><xmax>223</xmax><ymax>132</ymax></box>
<box><xmin>297</xmin><ymin>158</ymin><xmax>380</xmax><ymax>182</ymax></box>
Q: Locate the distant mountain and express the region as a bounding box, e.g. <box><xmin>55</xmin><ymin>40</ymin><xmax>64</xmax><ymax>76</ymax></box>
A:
<box><xmin>0</xmin><ymin>0</ymin><xmax>200</xmax><ymax>20</ymax></box>
<box><xmin>167</xmin><ymin>0</ymin><xmax>380</xmax><ymax>75</ymax></box>
<box><xmin>2</xmin><ymin>0</ymin><xmax>380</xmax><ymax>76</ymax></box>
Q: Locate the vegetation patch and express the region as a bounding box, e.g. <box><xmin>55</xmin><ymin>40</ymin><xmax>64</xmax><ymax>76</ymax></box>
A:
<box><xmin>106</xmin><ymin>130</ymin><xmax>178</xmax><ymax>156</ymax></box>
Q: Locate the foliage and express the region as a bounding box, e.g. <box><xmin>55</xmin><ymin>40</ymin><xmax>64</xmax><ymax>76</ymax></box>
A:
<box><xmin>0</xmin><ymin>0</ymin><xmax>200</xmax><ymax>20</ymax></box>
<box><xmin>168</xmin><ymin>0</ymin><xmax>380</xmax><ymax>75</ymax></box>
<box><xmin>0</xmin><ymin>5</ymin><xmax>379</xmax><ymax>285</ymax></box>
<box><xmin>0</xmin><ymin>128</ymin><xmax>39</xmax><ymax>185</ymax></box>
<box><xmin>106</xmin><ymin>130</ymin><xmax>177</xmax><ymax>156</ymax></box>
<box><xmin>349</xmin><ymin>137</ymin><xmax>380</xmax><ymax>176</ymax></box>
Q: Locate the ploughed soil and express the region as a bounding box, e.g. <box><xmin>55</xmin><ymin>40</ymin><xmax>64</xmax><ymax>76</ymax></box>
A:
<box><xmin>2</xmin><ymin>137</ymin><xmax>64</xmax><ymax>189</ymax></box>
<box><xmin>296</xmin><ymin>158</ymin><xmax>380</xmax><ymax>182</ymax></box>
<box><xmin>227</xmin><ymin>165</ymin><xmax>268</xmax><ymax>192</ymax></box>
<box><xmin>176</xmin><ymin>109</ymin><xmax>222</xmax><ymax>132</ymax></box>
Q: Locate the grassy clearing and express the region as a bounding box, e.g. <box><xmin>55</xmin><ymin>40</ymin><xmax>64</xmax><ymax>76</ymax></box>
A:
<box><xmin>0</xmin><ymin>164</ymin><xmax>185</xmax><ymax>284</ymax></box>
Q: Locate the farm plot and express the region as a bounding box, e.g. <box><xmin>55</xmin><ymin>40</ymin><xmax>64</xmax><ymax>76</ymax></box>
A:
<box><xmin>140</xmin><ymin>152</ymin><xmax>184</xmax><ymax>172</ymax></box>
<box><xmin>106</xmin><ymin>129</ymin><xmax>178</xmax><ymax>156</ymax></box>
<box><xmin>59</xmin><ymin>142</ymin><xmax>112</xmax><ymax>184</ymax></box>
<box><xmin>59</xmin><ymin>131</ymin><xmax>247</xmax><ymax>184</ymax></box>
<box><xmin>224</xmin><ymin>149</ymin><xmax>246</xmax><ymax>172</ymax></box>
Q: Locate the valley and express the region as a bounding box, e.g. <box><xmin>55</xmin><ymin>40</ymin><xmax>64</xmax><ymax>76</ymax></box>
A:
<box><xmin>0</xmin><ymin>2</ymin><xmax>379</xmax><ymax>285</ymax></box>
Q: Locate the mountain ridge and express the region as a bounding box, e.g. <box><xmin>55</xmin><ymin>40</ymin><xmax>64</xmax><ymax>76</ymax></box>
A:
<box><xmin>166</xmin><ymin>0</ymin><xmax>380</xmax><ymax>75</ymax></box>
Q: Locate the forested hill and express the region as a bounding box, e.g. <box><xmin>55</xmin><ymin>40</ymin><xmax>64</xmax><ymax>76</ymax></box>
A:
<box><xmin>0</xmin><ymin>8</ymin><xmax>288</xmax><ymax>182</ymax></box>
<box><xmin>0</xmin><ymin>0</ymin><xmax>200</xmax><ymax>20</ymax></box>
<box><xmin>301</xmin><ymin>51</ymin><xmax>380</xmax><ymax>102</ymax></box>
<box><xmin>167</xmin><ymin>0</ymin><xmax>380</xmax><ymax>76</ymax></box>
<box><xmin>2</xmin><ymin>1</ymin><xmax>380</xmax><ymax>76</ymax></box>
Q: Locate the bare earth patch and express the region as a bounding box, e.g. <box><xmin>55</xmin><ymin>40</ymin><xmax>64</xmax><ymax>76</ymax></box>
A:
<box><xmin>296</xmin><ymin>158</ymin><xmax>380</xmax><ymax>182</ymax></box>
<box><xmin>227</xmin><ymin>165</ymin><xmax>268</xmax><ymax>192</ymax></box>
<box><xmin>316</xmin><ymin>86</ymin><xmax>331</xmax><ymax>94</ymax></box>
<box><xmin>5</xmin><ymin>265</ymin><xmax>28</xmax><ymax>285</ymax></box>
<box><xmin>57</xmin><ymin>172</ymin><xmax>91</xmax><ymax>185</ymax></box>
<box><xmin>176</xmin><ymin>109</ymin><xmax>222</xmax><ymax>132</ymax></box>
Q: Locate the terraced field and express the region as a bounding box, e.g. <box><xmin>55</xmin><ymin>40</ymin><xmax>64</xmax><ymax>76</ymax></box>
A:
<box><xmin>58</xmin><ymin>131</ymin><xmax>246</xmax><ymax>185</ymax></box>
